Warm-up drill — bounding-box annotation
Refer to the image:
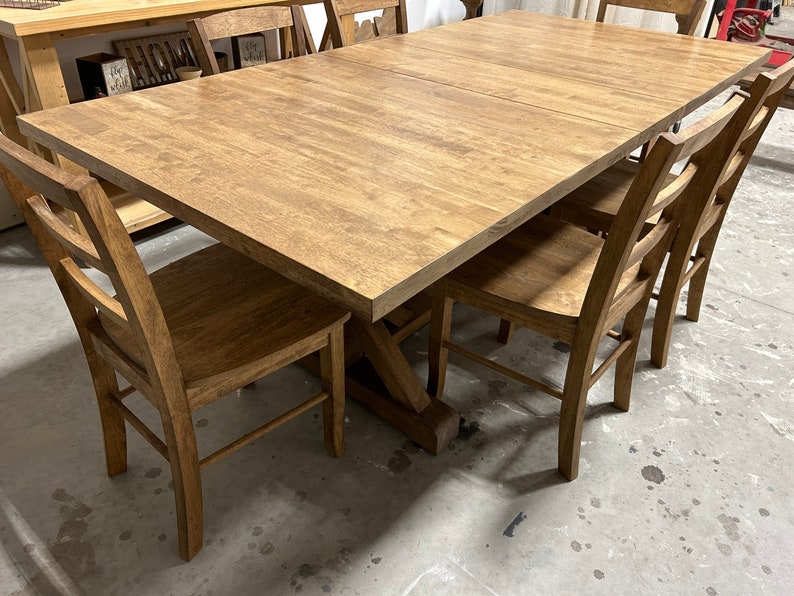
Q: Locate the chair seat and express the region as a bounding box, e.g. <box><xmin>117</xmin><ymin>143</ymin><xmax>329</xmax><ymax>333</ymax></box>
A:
<box><xmin>101</xmin><ymin>243</ymin><xmax>348</xmax><ymax>396</ymax></box>
<box><xmin>557</xmin><ymin>158</ymin><xmax>673</xmax><ymax>233</ymax></box>
<box><xmin>445</xmin><ymin>215</ymin><xmax>638</xmax><ymax>342</ymax></box>
<box><xmin>561</xmin><ymin>158</ymin><xmax>639</xmax><ymax>221</ymax></box>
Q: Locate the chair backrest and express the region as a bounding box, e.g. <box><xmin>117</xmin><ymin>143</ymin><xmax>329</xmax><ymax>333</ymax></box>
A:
<box><xmin>0</xmin><ymin>135</ymin><xmax>184</xmax><ymax>407</ymax></box>
<box><xmin>579</xmin><ymin>89</ymin><xmax>758</xmax><ymax>342</ymax></box>
<box><xmin>596</xmin><ymin>0</ymin><xmax>707</xmax><ymax>35</ymax></box>
<box><xmin>711</xmin><ymin>60</ymin><xmax>794</xmax><ymax>213</ymax></box>
<box><xmin>321</xmin><ymin>0</ymin><xmax>408</xmax><ymax>49</ymax></box>
<box><xmin>187</xmin><ymin>5</ymin><xmax>311</xmax><ymax>76</ymax></box>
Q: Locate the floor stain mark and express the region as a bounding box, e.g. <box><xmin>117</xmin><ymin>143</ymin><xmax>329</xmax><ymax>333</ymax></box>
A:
<box><xmin>458</xmin><ymin>419</ymin><xmax>481</xmax><ymax>440</ymax></box>
<box><xmin>717</xmin><ymin>513</ymin><xmax>741</xmax><ymax>541</ymax></box>
<box><xmin>502</xmin><ymin>512</ymin><xmax>527</xmax><ymax>537</ymax></box>
<box><xmin>50</xmin><ymin>489</ymin><xmax>96</xmax><ymax>579</ymax></box>
<box><xmin>593</xmin><ymin>569</ymin><xmax>605</xmax><ymax>580</ymax></box>
<box><xmin>388</xmin><ymin>450</ymin><xmax>411</xmax><ymax>474</ymax></box>
<box><xmin>641</xmin><ymin>465</ymin><xmax>665</xmax><ymax>484</ymax></box>
<box><xmin>144</xmin><ymin>467</ymin><xmax>161</xmax><ymax>479</ymax></box>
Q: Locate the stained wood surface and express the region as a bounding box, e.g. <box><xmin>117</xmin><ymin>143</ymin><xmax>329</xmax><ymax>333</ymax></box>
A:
<box><xmin>18</xmin><ymin>11</ymin><xmax>770</xmax><ymax>323</ymax></box>
<box><xmin>0</xmin><ymin>0</ymin><xmax>291</xmax><ymax>39</ymax></box>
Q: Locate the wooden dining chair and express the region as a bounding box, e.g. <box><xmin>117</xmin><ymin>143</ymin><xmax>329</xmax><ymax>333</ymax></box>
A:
<box><xmin>187</xmin><ymin>5</ymin><xmax>313</xmax><ymax>76</ymax></box>
<box><xmin>427</xmin><ymin>91</ymin><xmax>754</xmax><ymax>481</ymax></box>
<box><xmin>596</xmin><ymin>0</ymin><xmax>707</xmax><ymax>35</ymax></box>
<box><xmin>549</xmin><ymin>59</ymin><xmax>794</xmax><ymax>368</ymax></box>
<box><xmin>0</xmin><ymin>135</ymin><xmax>350</xmax><ymax>561</ymax></box>
<box><xmin>320</xmin><ymin>0</ymin><xmax>408</xmax><ymax>49</ymax></box>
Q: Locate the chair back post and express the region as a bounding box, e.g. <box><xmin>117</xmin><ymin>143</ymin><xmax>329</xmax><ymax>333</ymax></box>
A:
<box><xmin>574</xmin><ymin>87</ymin><xmax>761</xmax><ymax>362</ymax></box>
<box><xmin>570</xmin><ymin>131</ymin><xmax>683</xmax><ymax>362</ymax></box>
<box><xmin>323</xmin><ymin>0</ymin><xmax>346</xmax><ymax>48</ymax></box>
<box><xmin>186</xmin><ymin>18</ymin><xmax>219</xmax><ymax>75</ymax></box>
<box><xmin>289</xmin><ymin>4</ymin><xmax>309</xmax><ymax>56</ymax></box>
<box><xmin>74</xmin><ymin>177</ymin><xmax>186</xmax><ymax>394</ymax></box>
<box><xmin>716</xmin><ymin>60</ymin><xmax>794</xmax><ymax>206</ymax></box>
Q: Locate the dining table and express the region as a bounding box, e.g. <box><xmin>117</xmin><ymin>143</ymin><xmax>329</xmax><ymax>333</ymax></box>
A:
<box><xmin>16</xmin><ymin>10</ymin><xmax>770</xmax><ymax>454</ymax></box>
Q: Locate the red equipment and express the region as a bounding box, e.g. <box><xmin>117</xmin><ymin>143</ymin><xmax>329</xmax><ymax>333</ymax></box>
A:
<box><xmin>717</xmin><ymin>0</ymin><xmax>794</xmax><ymax>66</ymax></box>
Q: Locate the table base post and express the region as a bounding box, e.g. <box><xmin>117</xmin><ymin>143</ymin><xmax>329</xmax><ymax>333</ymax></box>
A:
<box><xmin>345</xmin><ymin>357</ymin><xmax>460</xmax><ymax>454</ymax></box>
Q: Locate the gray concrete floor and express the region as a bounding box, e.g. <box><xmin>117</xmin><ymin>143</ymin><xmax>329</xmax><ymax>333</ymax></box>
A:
<box><xmin>1</xmin><ymin>60</ymin><xmax>793</xmax><ymax>596</ymax></box>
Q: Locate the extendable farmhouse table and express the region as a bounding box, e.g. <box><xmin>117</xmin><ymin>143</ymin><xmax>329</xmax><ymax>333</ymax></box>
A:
<box><xmin>17</xmin><ymin>10</ymin><xmax>770</xmax><ymax>452</ymax></box>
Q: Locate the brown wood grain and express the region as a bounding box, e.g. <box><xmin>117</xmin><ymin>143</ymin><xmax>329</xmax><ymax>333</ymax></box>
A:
<box><xmin>18</xmin><ymin>11</ymin><xmax>771</xmax><ymax>323</ymax></box>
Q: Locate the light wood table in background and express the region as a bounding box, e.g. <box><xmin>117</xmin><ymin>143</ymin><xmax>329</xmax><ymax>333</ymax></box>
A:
<box><xmin>18</xmin><ymin>11</ymin><xmax>770</xmax><ymax>453</ymax></box>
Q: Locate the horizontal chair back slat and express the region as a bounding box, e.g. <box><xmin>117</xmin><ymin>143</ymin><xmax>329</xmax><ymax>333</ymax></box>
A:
<box><xmin>199</xmin><ymin>6</ymin><xmax>295</xmax><ymax>40</ymax></box>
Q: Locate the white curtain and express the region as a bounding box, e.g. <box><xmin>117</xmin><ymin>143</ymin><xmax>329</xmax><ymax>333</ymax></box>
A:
<box><xmin>302</xmin><ymin>0</ymin><xmax>712</xmax><ymax>42</ymax></box>
<box><xmin>302</xmin><ymin>0</ymin><xmax>468</xmax><ymax>42</ymax></box>
<box><xmin>483</xmin><ymin>0</ymin><xmax>713</xmax><ymax>36</ymax></box>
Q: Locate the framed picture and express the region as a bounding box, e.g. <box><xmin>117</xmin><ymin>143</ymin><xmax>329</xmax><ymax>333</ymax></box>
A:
<box><xmin>233</xmin><ymin>34</ymin><xmax>267</xmax><ymax>69</ymax></box>
<box><xmin>75</xmin><ymin>53</ymin><xmax>133</xmax><ymax>100</ymax></box>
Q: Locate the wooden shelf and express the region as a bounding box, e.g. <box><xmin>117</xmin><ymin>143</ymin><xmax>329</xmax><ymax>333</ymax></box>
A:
<box><xmin>101</xmin><ymin>180</ymin><xmax>172</xmax><ymax>233</ymax></box>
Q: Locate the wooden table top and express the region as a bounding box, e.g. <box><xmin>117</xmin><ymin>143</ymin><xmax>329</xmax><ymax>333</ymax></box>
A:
<box><xmin>18</xmin><ymin>11</ymin><xmax>770</xmax><ymax>322</ymax></box>
<box><xmin>0</xmin><ymin>0</ymin><xmax>284</xmax><ymax>39</ymax></box>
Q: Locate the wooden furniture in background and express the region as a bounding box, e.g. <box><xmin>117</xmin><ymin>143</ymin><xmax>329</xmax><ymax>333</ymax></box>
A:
<box><xmin>17</xmin><ymin>11</ymin><xmax>770</xmax><ymax>455</ymax></box>
<box><xmin>0</xmin><ymin>133</ymin><xmax>350</xmax><ymax>561</ymax></box>
<box><xmin>548</xmin><ymin>59</ymin><xmax>794</xmax><ymax>369</ymax></box>
<box><xmin>596</xmin><ymin>0</ymin><xmax>707</xmax><ymax>35</ymax></box>
<box><xmin>321</xmin><ymin>0</ymin><xmax>407</xmax><ymax>49</ymax></box>
<box><xmin>187</xmin><ymin>5</ymin><xmax>310</xmax><ymax>76</ymax></box>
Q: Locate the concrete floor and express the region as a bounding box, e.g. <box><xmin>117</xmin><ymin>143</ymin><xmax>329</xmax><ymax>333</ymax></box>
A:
<box><xmin>1</xmin><ymin>61</ymin><xmax>793</xmax><ymax>596</ymax></box>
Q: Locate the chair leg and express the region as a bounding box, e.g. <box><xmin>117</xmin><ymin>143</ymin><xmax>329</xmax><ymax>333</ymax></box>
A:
<box><xmin>613</xmin><ymin>302</ymin><xmax>647</xmax><ymax>412</ymax></box>
<box><xmin>321</xmin><ymin>325</ymin><xmax>345</xmax><ymax>458</ymax></box>
<box><xmin>683</xmin><ymin>223</ymin><xmax>721</xmax><ymax>323</ymax></box>
<box><xmin>557</xmin><ymin>341</ymin><xmax>599</xmax><ymax>481</ymax></box>
<box><xmin>89</xmin><ymin>359</ymin><xmax>127</xmax><ymax>477</ymax></box>
<box><xmin>650</xmin><ymin>240</ymin><xmax>693</xmax><ymax>369</ymax></box>
<box><xmin>557</xmin><ymin>374</ymin><xmax>590</xmax><ymax>482</ymax></box>
<box><xmin>160</xmin><ymin>407</ymin><xmax>203</xmax><ymax>561</ymax></box>
<box><xmin>427</xmin><ymin>283</ymin><xmax>454</xmax><ymax>399</ymax></box>
<box><xmin>497</xmin><ymin>319</ymin><xmax>515</xmax><ymax>344</ymax></box>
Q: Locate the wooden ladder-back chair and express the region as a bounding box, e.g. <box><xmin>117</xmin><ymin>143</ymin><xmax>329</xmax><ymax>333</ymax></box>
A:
<box><xmin>549</xmin><ymin>59</ymin><xmax>794</xmax><ymax>368</ymax></box>
<box><xmin>187</xmin><ymin>5</ymin><xmax>313</xmax><ymax>76</ymax></box>
<box><xmin>0</xmin><ymin>135</ymin><xmax>350</xmax><ymax>561</ymax></box>
<box><xmin>596</xmin><ymin>0</ymin><xmax>707</xmax><ymax>35</ymax></box>
<box><xmin>427</xmin><ymin>91</ymin><xmax>754</xmax><ymax>481</ymax></box>
<box><xmin>321</xmin><ymin>0</ymin><xmax>408</xmax><ymax>49</ymax></box>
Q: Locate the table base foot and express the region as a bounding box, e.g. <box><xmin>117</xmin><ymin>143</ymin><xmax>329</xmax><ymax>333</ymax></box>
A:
<box><xmin>345</xmin><ymin>359</ymin><xmax>460</xmax><ymax>454</ymax></box>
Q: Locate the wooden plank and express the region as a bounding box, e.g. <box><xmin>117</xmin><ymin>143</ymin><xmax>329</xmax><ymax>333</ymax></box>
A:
<box><xmin>16</xmin><ymin>11</ymin><xmax>768</xmax><ymax>322</ymax></box>
<box><xmin>18</xmin><ymin>55</ymin><xmax>644</xmax><ymax>320</ymax></box>
<box><xmin>328</xmin><ymin>42</ymin><xmax>688</xmax><ymax>132</ymax></box>
<box><xmin>0</xmin><ymin>0</ymin><xmax>293</xmax><ymax>39</ymax></box>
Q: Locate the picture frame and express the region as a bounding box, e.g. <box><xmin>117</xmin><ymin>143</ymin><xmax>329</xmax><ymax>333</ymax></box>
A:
<box><xmin>232</xmin><ymin>34</ymin><xmax>267</xmax><ymax>69</ymax></box>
